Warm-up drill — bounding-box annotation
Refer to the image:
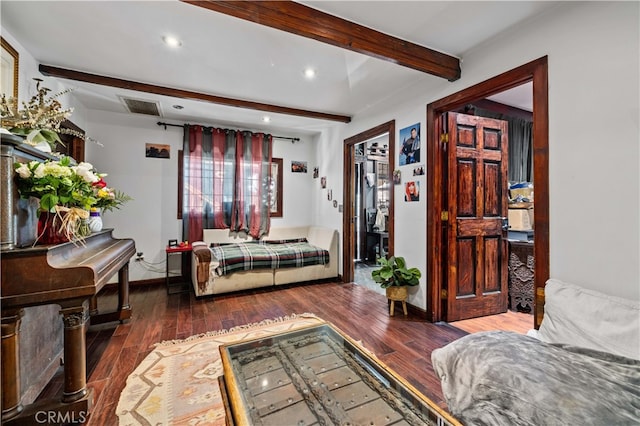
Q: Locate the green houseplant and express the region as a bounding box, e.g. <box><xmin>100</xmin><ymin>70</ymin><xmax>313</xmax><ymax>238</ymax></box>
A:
<box><xmin>371</xmin><ymin>256</ymin><xmax>421</xmax><ymax>316</ymax></box>
<box><xmin>371</xmin><ymin>256</ymin><xmax>421</xmax><ymax>289</ymax></box>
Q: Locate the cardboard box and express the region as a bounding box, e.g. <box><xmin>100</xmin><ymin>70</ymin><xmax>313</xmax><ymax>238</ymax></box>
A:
<box><xmin>510</xmin><ymin>187</ymin><xmax>533</xmax><ymax>201</ymax></box>
<box><xmin>508</xmin><ymin>208</ymin><xmax>533</xmax><ymax>231</ymax></box>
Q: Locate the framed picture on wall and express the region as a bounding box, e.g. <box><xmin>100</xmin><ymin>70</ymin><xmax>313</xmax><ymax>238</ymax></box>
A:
<box><xmin>399</xmin><ymin>123</ymin><xmax>421</xmax><ymax>166</ymax></box>
<box><xmin>1</xmin><ymin>37</ymin><xmax>19</xmax><ymax>99</ymax></box>
<box><xmin>145</xmin><ymin>143</ymin><xmax>170</xmax><ymax>159</ymax></box>
<box><xmin>269</xmin><ymin>158</ymin><xmax>283</xmax><ymax>217</ymax></box>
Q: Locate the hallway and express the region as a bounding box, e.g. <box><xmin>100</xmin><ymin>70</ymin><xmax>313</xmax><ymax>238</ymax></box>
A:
<box><xmin>354</xmin><ymin>262</ymin><xmax>534</xmax><ymax>334</ymax></box>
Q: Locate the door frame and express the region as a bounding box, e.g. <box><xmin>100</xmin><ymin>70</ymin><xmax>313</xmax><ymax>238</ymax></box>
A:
<box><xmin>342</xmin><ymin>121</ymin><xmax>395</xmax><ymax>283</ymax></box>
<box><xmin>427</xmin><ymin>57</ymin><xmax>549</xmax><ymax>327</ymax></box>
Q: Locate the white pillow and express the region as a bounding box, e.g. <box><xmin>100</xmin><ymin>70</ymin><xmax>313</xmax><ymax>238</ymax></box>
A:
<box><xmin>538</xmin><ymin>278</ymin><xmax>640</xmax><ymax>360</ymax></box>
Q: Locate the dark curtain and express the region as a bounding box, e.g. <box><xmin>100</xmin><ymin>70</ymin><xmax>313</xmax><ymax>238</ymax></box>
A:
<box><xmin>467</xmin><ymin>105</ymin><xmax>533</xmax><ymax>182</ymax></box>
<box><xmin>182</xmin><ymin>125</ymin><xmax>272</xmax><ymax>242</ymax></box>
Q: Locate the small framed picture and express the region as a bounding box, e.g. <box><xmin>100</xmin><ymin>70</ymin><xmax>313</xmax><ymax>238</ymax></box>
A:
<box><xmin>321</xmin><ymin>176</ymin><xmax>327</xmax><ymax>189</ymax></box>
<box><xmin>168</xmin><ymin>239</ymin><xmax>178</xmax><ymax>247</ymax></box>
<box><xmin>291</xmin><ymin>161</ymin><xmax>307</xmax><ymax>173</ymax></box>
<box><xmin>313</xmin><ymin>167</ymin><xmax>319</xmax><ymax>178</ymax></box>
<box><xmin>393</xmin><ymin>170</ymin><xmax>401</xmax><ymax>184</ymax></box>
<box><xmin>146</xmin><ymin>143</ymin><xmax>170</xmax><ymax>159</ymax></box>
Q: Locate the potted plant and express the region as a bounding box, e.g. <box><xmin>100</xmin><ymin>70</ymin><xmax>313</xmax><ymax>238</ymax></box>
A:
<box><xmin>1</xmin><ymin>78</ymin><xmax>94</xmax><ymax>152</ymax></box>
<box><xmin>371</xmin><ymin>256</ymin><xmax>421</xmax><ymax>316</ymax></box>
<box><xmin>13</xmin><ymin>157</ymin><xmax>131</xmax><ymax>244</ymax></box>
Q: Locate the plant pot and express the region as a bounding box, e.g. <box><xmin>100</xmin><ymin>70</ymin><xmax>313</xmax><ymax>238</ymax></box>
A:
<box><xmin>88</xmin><ymin>209</ymin><xmax>103</xmax><ymax>233</ymax></box>
<box><xmin>15</xmin><ymin>196</ymin><xmax>40</xmax><ymax>247</ymax></box>
<box><xmin>37</xmin><ymin>211</ymin><xmax>69</xmax><ymax>245</ymax></box>
<box><xmin>386</xmin><ymin>286</ymin><xmax>408</xmax><ymax>301</ymax></box>
<box><xmin>386</xmin><ymin>286</ymin><xmax>408</xmax><ymax>316</ymax></box>
<box><xmin>36</xmin><ymin>208</ymin><xmax>90</xmax><ymax>245</ymax></box>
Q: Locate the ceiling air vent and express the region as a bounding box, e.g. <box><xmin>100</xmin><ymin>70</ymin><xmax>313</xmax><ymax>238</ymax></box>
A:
<box><xmin>120</xmin><ymin>97</ymin><xmax>161</xmax><ymax>116</ymax></box>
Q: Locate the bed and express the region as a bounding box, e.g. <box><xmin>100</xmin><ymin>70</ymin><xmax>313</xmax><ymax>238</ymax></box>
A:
<box><xmin>431</xmin><ymin>279</ymin><xmax>640</xmax><ymax>425</ymax></box>
<box><xmin>191</xmin><ymin>226</ymin><xmax>339</xmax><ymax>297</ymax></box>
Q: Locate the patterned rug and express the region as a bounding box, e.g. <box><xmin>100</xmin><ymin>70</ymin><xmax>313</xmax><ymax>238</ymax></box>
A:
<box><xmin>116</xmin><ymin>313</ymin><xmax>325</xmax><ymax>425</ymax></box>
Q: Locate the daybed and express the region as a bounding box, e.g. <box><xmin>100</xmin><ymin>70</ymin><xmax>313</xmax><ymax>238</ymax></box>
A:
<box><xmin>432</xmin><ymin>278</ymin><xmax>640</xmax><ymax>425</ymax></box>
<box><xmin>191</xmin><ymin>226</ymin><xmax>339</xmax><ymax>297</ymax></box>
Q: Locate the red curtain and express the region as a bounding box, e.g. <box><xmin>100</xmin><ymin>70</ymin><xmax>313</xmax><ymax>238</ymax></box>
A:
<box><xmin>183</xmin><ymin>125</ymin><xmax>272</xmax><ymax>242</ymax></box>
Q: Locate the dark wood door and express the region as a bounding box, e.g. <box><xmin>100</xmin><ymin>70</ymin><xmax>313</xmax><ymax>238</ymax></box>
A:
<box><xmin>445</xmin><ymin>112</ymin><xmax>509</xmax><ymax>321</ymax></box>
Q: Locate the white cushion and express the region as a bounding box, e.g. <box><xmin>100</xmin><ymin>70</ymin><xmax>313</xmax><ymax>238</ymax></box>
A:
<box><xmin>538</xmin><ymin>278</ymin><xmax>640</xmax><ymax>360</ymax></box>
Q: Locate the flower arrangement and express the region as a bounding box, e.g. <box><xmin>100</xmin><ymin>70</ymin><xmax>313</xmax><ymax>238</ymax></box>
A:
<box><xmin>13</xmin><ymin>156</ymin><xmax>131</xmax><ymax>243</ymax></box>
<box><xmin>1</xmin><ymin>78</ymin><xmax>92</xmax><ymax>150</ymax></box>
<box><xmin>14</xmin><ymin>156</ymin><xmax>98</xmax><ymax>212</ymax></box>
<box><xmin>92</xmin><ymin>175</ymin><xmax>133</xmax><ymax>213</ymax></box>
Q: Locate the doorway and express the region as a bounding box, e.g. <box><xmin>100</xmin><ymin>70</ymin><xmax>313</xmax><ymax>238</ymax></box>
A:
<box><xmin>342</xmin><ymin>121</ymin><xmax>395</xmax><ymax>286</ymax></box>
<box><xmin>427</xmin><ymin>57</ymin><xmax>549</xmax><ymax>328</ymax></box>
<box><xmin>353</xmin><ymin>135</ymin><xmax>391</xmax><ymax>291</ymax></box>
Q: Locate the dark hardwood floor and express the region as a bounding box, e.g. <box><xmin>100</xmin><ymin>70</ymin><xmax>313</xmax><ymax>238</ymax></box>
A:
<box><xmin>39</xmin><ymin>281</ymin><xmax>474</xmax><ymax>425</ymax></box>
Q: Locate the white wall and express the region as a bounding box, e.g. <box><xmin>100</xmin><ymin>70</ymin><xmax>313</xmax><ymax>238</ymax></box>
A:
<box><xmin>85</xmin><ymin>110</ymin><xmax>317</xmax><ymax>281</ymax></box>
<box><xmin>315</xmin><ymin>1</ymin><xmax>640</xmax><ymax>307</ymax></box>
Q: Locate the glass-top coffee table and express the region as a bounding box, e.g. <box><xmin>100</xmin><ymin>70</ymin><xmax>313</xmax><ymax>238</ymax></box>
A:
<box><xmin>219</xmin><ymin>323</ymin><xmax>461</xmax><ymax>426</ymax></box>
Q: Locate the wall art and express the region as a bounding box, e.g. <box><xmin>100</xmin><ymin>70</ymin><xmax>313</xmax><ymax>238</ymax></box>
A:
<box><xmin>399</xmin><ymin>123</ymin><xmax>421</xmax><ymax>166</ymax></box>
<box><xmin>146</xmin><ymin>143</ymin><xmax>170</xmax><ymax>159</ymax></box>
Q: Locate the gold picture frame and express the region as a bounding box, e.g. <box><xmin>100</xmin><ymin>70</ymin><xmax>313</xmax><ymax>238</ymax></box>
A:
<box><xmin>1</xmin><ymin>37</ymin><xmax>19</xmax><ymax>99</ymax></box>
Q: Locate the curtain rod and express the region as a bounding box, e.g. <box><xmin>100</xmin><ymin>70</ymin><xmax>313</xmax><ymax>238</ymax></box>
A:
<box><xmin>156</xmin><ymin>121</ymin><xmax>301</xmax><ymax>143</ymax></box>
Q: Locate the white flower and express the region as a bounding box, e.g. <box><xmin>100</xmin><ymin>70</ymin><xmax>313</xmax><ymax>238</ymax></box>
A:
<box><xmin>33</xmin><ymin>163</ymin><xmax>46</xmax><ymax>179</ymax></box>
<box><xmin>43</xmin><ymin>162</ymin><xmax>72</xmax><ymax>178</ymax></box>
<box><xmin>73</xmin><ymin>164</ymin><xmax>99</xmax><ymax>183</ymax></box>
<box><xmin>15</xmin><ymin>163</ymin><xmax>31</xmax><ymax>179</ymax></box>
<box><xmin>77</xmin><ymin>162</ymin><xmax>93</xmax><ymax>170</ymax></box>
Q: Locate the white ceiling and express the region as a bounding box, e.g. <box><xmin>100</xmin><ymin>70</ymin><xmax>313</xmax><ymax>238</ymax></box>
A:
<box><xmin>1</xmin><ymin>1</ymin><xmax>549</xmax><ymax>136</ymax></box>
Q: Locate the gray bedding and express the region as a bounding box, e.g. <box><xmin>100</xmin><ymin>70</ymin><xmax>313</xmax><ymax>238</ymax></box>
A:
<box><xmin>431</xmin><ymin>331</ymin><xmax>640</xmax><ymax>426</ymax></box>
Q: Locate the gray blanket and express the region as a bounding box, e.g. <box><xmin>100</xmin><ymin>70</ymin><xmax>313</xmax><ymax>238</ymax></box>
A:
<box><xmin>431</xmin><ymin>331</ymin><xmax>640</xmax><ymax>425</ymax></box>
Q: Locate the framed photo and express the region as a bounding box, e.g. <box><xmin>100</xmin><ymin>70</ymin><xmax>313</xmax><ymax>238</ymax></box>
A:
<box><xmin>1</xmin><ymin>37</ymin><xmax>19</xmax><ymax>99</ymax></box>
<box><xmin>291</xmin><ymin>160</ymin><xmax>307</xmax><ymax>173</ymax></box>
<box><xmin>399</xmin><ymin>123</ymin><xmax>421</xmax><ymax>166</ymax></box>
<box><xmin>146</xmin><ymin>143</ymin><xmax>170</xmax><ymax>159</ymax></box>
<box><xmin>413</xmin><ymin>165</ymin><xmax>425</xmax><ymax>176</ymax></box>
<box><xmin>404</xmin><ymin>181</ymin><xmax>420</xmax><ymax>202</ymax></box>
<box><xmin>320</xmin><ymin>176</ymin><xmax>327</xmax><ymax>189</ymax></box>
<box><xmin>269</xmin><ymin>157</ymin><xmax>283</xmax><ymax>217</ymax></box>
<box><xmin>393</xmin><ymin>170</ymin><xmax>401</xmax><ymax>185</ymax></box>
<box><xmin>168</xmin><ymin>239</ymin><xmax>178</xmax><ymax>247</ymax></box>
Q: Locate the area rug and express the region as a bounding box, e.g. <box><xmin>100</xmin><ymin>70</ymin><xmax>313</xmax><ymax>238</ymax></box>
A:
<box><xmin>116</xmin><ymin>313</ymin><xmax>325</xmax><ymax>425</ymax></box>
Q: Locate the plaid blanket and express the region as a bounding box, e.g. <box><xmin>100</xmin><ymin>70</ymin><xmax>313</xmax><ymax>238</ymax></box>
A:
<box><xmin>210</xmin><ymin>241</ymin><xmax>330</xmax><ymax>276</ymax></box>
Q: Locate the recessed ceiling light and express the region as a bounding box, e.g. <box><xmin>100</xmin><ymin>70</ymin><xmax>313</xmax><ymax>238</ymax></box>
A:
<box><xmin>163</xmin><ymin>35</ymin><xmax>182</xmax><ymax>48</ymax></box>
<box><xmin>172</xmin><ymin>104</ymin><xmax>184</xmax><ymax>110</ymax></box>
<box><xmin>303</xmin><ymin>67</ymin><xmax>316</xmax><ymax>79</ymax></box>
<box><xmin>262</xmin><ymin>116</ymin><xmax>271</xmax><ymax>123</ymax></box>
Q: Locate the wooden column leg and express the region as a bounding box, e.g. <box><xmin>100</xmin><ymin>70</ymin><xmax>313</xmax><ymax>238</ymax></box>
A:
<box><xmin>89</xmin><ymin>296</ymin><xmax>99</xmax><ymax>316</ymax></box>
<box><xmin>1</xmin><ymin>309</ymin><xmax>24</xmax><ymax>421</ymax></box>
<box><xmin>402</xmin><ymin>301</ymin><xmax>408</xmax><ymax>316</ymax></box>
<box><xmin>118</xmin><ymin>262</ymin><xmax>131</xmax><ymax>313</ymax></box>
<box><xmin>90</xmin><ymin>262</ymin><xmax>132</xmax><ymax>325</ymax></box>
<box><xmin>389</xmin><ymin>300</ymin><xmax>395</xmax><ymax>316</ymax></box>
<box><xmin>60</xmin><ymin>301</ymin><xmax>89</xmax><ymax>403</ymax></box>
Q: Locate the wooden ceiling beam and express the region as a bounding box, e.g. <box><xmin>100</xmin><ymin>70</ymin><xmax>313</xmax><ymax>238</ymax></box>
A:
<box><xmin>39</xmin><ymin>64</ymin><xmax>352</xmax><ymax>123</ymax></box>
<box><xmin>183</xmin><ymin>0</ymin><xmax>461</xmax><ymax>81</ymax></box>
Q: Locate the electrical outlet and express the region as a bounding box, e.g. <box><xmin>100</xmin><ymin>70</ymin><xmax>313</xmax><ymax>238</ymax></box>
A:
<box><xmin>135</xmin><ymin>252</ymin><xmax>144</xmax><ymax>261</ymax></box>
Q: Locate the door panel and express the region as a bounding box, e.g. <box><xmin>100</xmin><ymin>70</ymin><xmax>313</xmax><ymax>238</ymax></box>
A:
<box><xmin>446</xmin><ymin>112</ymin><xmax>509</xmax><ymax>321</ymax></box>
